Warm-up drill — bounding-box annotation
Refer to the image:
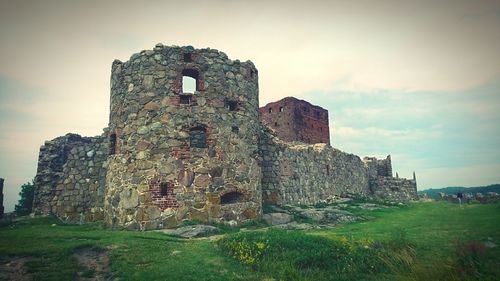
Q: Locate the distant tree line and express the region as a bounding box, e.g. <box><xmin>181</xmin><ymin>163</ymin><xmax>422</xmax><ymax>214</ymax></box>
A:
<box><xmin>418</xmin><ymin>184</ymin><xmax>500</xmax><ymax>199</ymax></box>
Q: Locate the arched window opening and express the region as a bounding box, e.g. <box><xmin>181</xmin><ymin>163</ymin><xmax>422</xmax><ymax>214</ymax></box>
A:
<box><xmin>220</xmin><ymin>192</ymin><xmax>243</xmax><ymax>205</ymax></box>
<box><xmin>268</xmin><ymin>107</ymin><xmax>273</xmax><ymax>113</ymax></box>
<box><xmin>182</xmin><ymin>69</ymin><xmax>200</xmax><ymax>93</ymax></box>
<box><xmin>279</xmin><ymin>106</ymin><xmax>284</xmax><ymax>112</ymax></box>
<box><xmin>189</xmin><ymin>126</ymin><xmax>207</xmax><ymax>148</ymax></box>
<box><xmin>109</xmin><ymin>133</ymin><xmax>117</xmax><ymax>155</ymax></box>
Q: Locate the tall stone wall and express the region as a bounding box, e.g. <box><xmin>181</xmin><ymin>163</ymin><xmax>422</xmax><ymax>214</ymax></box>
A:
<box><xmin>104</xmin><ymin>44</ymin><xmax>261</xmax><ymax>230</ymax></box>
<box><xmin>260</xmin><ymin>128</ymin><xmax>370</xmax><ymax>205</ymax></box>
<box><xmin>33</xmin><ymin>133</ymin><xmax>108</xmax><ymax>222</ymax></box>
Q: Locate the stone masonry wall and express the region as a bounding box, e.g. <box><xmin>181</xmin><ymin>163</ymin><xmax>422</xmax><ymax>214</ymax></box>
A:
<box><xmin>260</xmin><ymin>127</ymin><xmax>370</xmax><ymax>205</ymax></box>
<box><xmin>33</xmin><ymin>133</ymin><xmax>108</xmax><ymax>222</ymax></box>
<box><xmin>371</xmin><ymin>177</ymin><xmax>418</xmax><ymax>201</ymax></box>
<box><xmin>259</xmin><ymin>97</ymin><xmax>330</xmax><ymax>144</ymax></box>
<box><xmin>104</xmin><ymin>44</ymin><xmax>261</xmax><ymax>230</ymax></box>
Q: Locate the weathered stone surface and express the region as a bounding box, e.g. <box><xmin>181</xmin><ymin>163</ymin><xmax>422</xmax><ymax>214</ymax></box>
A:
<box><xmin>194</xmin><ymin>175</ymin><xmax>211</xmax><ymax>187</ymax></box>
<box><xmin>158</xmin><ymin>225</ymin><xmax>220</xmax><ymax>238</ymax></box>
<box><xmin>263</xmin><ymin>213</ymin><xmax>293</xmax><ymax>225</ymax></box>
<box><xmin>119</xmin><ymin>188</ymin><xmax>139</xmax><ymax>209</ymax></box>
<box><xmin>32</xmin><ymin>133</ymin><xmax>107</xmax><ymax>222</ymax></box>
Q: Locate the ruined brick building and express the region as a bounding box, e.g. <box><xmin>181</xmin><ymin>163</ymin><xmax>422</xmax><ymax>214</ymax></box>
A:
<box><xmin>33</xmin><ymin>44</ymin><xmax>417</xmax><ymax>230</ymax></box>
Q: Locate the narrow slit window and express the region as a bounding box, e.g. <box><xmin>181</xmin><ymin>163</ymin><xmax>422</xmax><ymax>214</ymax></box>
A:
<box><xmin>274</xmin><ymin>122</ymin><xmax>278</xmax><ymax>127</ymax></box>
<box><xmin>189</xmin><ymin>126</ymin><xmax>207</xmax><ymax>148</ymax></box>
<box><xmin>315</xmin><ymin>111</ymin><xmax>321</xmax><ymax>119</ymax></box>
<box><xmin>160</xmin><ymin>182</ymin><xmax>168</xmax><ymax>196</ymax></box>
<box><xmin>109</xmin><ymin>133</ymin><xmax>117</xmax><ymax>155</ymax></box>
<box><xmin>326</xmin><ymin>165</ymin><xmax>330</xmax><ymax>176</ymax></box>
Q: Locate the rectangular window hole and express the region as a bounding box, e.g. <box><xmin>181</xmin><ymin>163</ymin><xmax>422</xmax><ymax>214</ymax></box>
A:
<box><xmin>180</xmin><ymin>94</ymin><xmax>192</xmax><ymax>105</ymax></box>
<box><xmin>226</xmin><ymin>100</ymin><xmax>238</xmax><ymax>111</ymax></box>
<box><xmin>183</xmin><ymin>53</ymin><xmax>192</xmax><ymax>62</ymax></box>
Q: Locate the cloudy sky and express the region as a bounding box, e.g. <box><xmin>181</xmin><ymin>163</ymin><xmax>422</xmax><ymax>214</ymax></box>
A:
<box><xmin>1</xmin><ymin>0</ymin><xmax>499</xmax><ymax>211</ymax></box>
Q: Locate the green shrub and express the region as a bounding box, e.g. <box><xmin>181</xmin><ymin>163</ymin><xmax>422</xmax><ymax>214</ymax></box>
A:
<box><xmin>14</xmin><ymin>181</ymin><xmax>34</xmax><ymax>216</ymax></box>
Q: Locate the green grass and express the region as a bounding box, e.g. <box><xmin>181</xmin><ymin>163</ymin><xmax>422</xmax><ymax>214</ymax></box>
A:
<box><xmin>1</xmin><ymin>201</ymin><xmax>499</xmax><ymax>280</ymax></box>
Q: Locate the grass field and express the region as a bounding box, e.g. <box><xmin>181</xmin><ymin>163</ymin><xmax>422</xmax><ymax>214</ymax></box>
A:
<box><xmin>0</xmin><ymin>201</ymin><xmax>499</xmax><ymax>280</ymax></box>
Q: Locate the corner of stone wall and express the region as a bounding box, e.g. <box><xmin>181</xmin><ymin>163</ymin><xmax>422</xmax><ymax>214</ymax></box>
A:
<box><xmin>33</xmin><ymin>132</ymin><xmax>108</xmax><ymax>221</ymax></box>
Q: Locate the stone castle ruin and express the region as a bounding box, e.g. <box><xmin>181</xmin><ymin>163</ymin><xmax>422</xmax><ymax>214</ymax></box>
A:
<box><xmin>33</xmin><ymin>44</ymin><xmax>417</xmax><ymax>230</ymax></box>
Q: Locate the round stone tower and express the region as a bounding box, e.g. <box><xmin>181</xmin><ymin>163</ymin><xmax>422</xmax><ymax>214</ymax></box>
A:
<box><xmin>104</xmin><ymin>44</ymin><xmax>261</xmax><ymax>230</ymax></box>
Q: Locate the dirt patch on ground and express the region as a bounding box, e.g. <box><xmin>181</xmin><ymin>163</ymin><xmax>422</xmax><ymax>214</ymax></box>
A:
<box><xmin>0</xmin><ymin>256</ymin><xmax>33</xmax><ymax>281</ymax></box>
<box><xmin>73</xmin><ymin>247</ymin><xmax>112</xmax><ymax>281</ymax></box>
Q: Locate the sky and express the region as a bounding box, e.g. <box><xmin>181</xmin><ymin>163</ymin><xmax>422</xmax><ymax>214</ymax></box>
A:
<box><xmin>1</xmin><ymin>0</ymin><xmax>500</xmax><ymax>212</ymax></box>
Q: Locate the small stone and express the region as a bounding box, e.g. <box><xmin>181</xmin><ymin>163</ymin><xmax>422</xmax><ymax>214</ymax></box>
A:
<box><xmin>263</xmin><ymin>213</ymin><xmax>293</xmax><ymax>225</ymax></box>
<box><xmin>194</xmin><ymin>175</ymin><xmax>211</xmax><ymax>187</ymax></box>
<box><xmin>86</xmin><ymin>150</ymin><xmax>95</xmax><ymax>158</ymax></box>
<box><xmin>136</xmin><ymin>151</ymin><xmax>146</xmax><ymax>159</ymax></box>
<box><xmin>143</xmin><ymin>75</ymin><xmax>154</xmax><ymax>90</ymax></box>
<box><xmin>137</xmin><ymin>126</ymin><xmax>149</xmax><ymax>135</ymax></box>
<box><xmin>159</xmin><ymin>225</ymin><xmax>220</xmax><ymax>238</ymax></box>
<box><xmin>144</xmin><ymin>101</ymin><xmax>160</xmax><ymax>111</ymax></box>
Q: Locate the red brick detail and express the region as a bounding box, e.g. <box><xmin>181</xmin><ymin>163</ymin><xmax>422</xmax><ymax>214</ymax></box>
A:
<box><xmin>259</xmin><ymin>97</ymin><xmax>330</xmax><ymax>145</ymax></box>
<box><xmin>148</xmin><ymin>178</ymin><xmax>179</xmax><ymax>211</ymax></box>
